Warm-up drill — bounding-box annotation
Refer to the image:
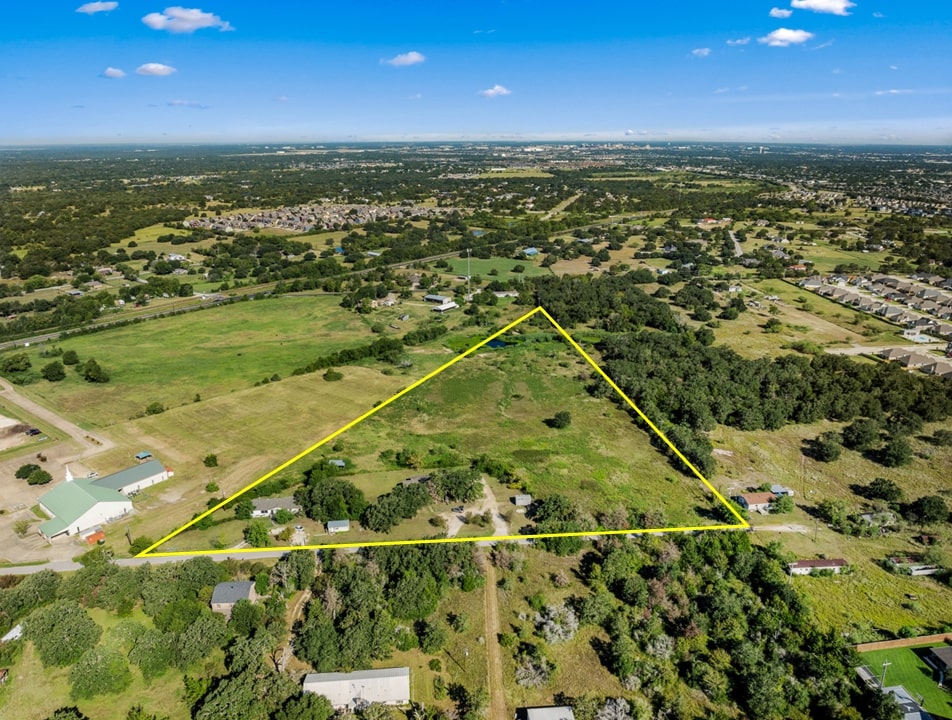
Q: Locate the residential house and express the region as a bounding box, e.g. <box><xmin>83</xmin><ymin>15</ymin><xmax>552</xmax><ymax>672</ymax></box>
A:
<box><xmin>210</xmin><ymin>581</ymin><xmax>257</xmax><ymax>618</ymax></box>
<box><xmin>787</xmin><ymin>559</ymin><xmax>848</xmax><ymax>575</ymax></box>
<box><xmin>251</xmin><ymin>496</ymin><xmax>300</xmax><ymax>519</ymax></box>
<box><xmin>900</xmin><ymin>353</ymin><xmax>933</xmax><ymax>369</ymax></box>
<box><xmin>733</xmin><ymin>492</ymin><xmax>776</xmax><ymax>513</ymax></box>
<box><xmin>302</xmin><ymin>668</ymin><xmax>410</xmax><ymax>709</ymax></box>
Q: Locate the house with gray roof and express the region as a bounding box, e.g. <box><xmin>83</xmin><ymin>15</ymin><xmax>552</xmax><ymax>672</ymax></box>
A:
<box><xmin>251</xmin><ymin>496</ymin><xmax>300</xmax><ymax>519</ymax></box>
<box><xmin>38</xmin><ymin>479</ymin><xmax>133</xmax><ymax>540</ymax></box>
<box><xmin>210</xmin><ymin>581</ymin><xmax>257</xmax><ymax>618</ymax></box>
<box><xmin>326</xmin><ymin>519</ymin><xmax>350</xmax><ymax>534</ymax></box>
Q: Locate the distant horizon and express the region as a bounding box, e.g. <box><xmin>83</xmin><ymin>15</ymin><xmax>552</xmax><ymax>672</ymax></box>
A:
<box><xmin>3</xmin><ymin>2</ymin><xmax>951</xmax><ymax>146</ymax></box>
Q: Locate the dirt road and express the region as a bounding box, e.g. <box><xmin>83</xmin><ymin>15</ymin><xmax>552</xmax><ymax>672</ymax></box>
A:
<box><xmin>0</xmin><ymin>377</ymin><xmax>114</xmax><ymax>455</ymax></box>
<box><xmin>442</xmin><ymin>476</ymin><xmax>510</xmax><ymax>539</ymax></box>
<box><xmin>481</xmin><ymin>556</ymin><xmax>507</xmax><ymax>720</ymax></box>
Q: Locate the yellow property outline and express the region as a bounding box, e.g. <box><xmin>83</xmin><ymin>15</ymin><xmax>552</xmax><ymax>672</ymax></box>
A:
<box><xmin>139</xmin><ymin>306</ymin><xmax>748</xmax><ymax>557</ymax></box>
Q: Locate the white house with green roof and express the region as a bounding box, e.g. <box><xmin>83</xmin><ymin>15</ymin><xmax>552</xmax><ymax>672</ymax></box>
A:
<box><xmin>38</xmin><ymin>479</ymin><xmax>133</xmax><ymax>540</ymax></box>
<box><xmin>90</xmin><ymin>459</ymin><xmax>171</xmax><ymax>496</ymax></box>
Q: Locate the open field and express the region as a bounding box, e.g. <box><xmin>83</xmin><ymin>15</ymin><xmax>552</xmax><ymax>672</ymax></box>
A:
<box><xmin>476</xmin><ymin>168</ymin><xmax>554</xmax><ymax>178</ymax></box>
<box><xmin>437</xmin><ymin>256</ymin><xmax>552</xmax><ymax>279</ymax></box>
<box><xmin>861</xmin><ymin>645</ymin><xmax>952</xmax><ymax>719</ymax></box>
<box><xmin>183</xmin><ymin>327</ymin><xmax>720</xmax><ymax>553</ymax></box>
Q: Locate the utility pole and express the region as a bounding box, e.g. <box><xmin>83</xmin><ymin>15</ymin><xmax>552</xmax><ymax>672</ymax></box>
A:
<box><xmin>880</xmin><ymin>661</ymin><xmax>891</xmax><ymax>688</ymax></box>
<box><xmin>466</xmin><ymin>248</ymin><xmax>471</xmax><ymax>299</ymax></box>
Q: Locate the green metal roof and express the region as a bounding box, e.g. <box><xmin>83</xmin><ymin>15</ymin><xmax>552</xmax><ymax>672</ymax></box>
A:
<box><xmin>38</xmin><ymin>480</ymin><xmax>130</xmax><ymax>537</ymax></box>
<box><xmin>91</xmin><ymin>459</ymin><xmax>166</xmax><ymax>492</ymax></box>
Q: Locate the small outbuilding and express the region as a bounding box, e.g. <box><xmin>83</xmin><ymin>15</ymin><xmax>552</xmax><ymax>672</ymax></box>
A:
<box><xmin>519</xmin><ymin>706</ymin><xmax>576</xmax><ymax>720</ymax></box>
<box><xmin>514</xmin><ymin>494</ymin><xmax>533</xmax><ymax>507</ymax></box>
<box><xmin>327</xmin><ymin>520</ymin><xmax>350</xmax><ymax>534</ymax></box>
<box><xmin>787</xmin><ymin>559</ymin><xmax>847</xmax><ymax>575</ymax></box>
<box><xmin>733</xmin><ymin>492</ymin><xmax>777</xmax><ymax>513</ymax></box>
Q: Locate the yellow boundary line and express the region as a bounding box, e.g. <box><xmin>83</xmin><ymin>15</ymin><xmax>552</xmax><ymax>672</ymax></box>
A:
<box><xmin>140</xmin><ymin>306</ymin><xmax>747</xmax><ymax>558</ymax></box>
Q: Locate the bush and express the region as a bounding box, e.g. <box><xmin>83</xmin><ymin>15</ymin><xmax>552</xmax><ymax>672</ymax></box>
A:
<box><xmin>205</xmin><ymin>482</ymin><xmax>219</xmax><ymax>493</ymax></box>
<box><xmin>62</xmin><ymin>350</ymin><xmax>80</xmax><ymax>366</ymax></box>
<box><xmin>144</xmin><ymin>402</ymin><xmax>165</xmax><ymax>416</ymax></box>
<box><xmin>28</xmin><ymin>469</ymin><xmax>54</xmax><ymax>486</ymax></box>
<box><xmin>203</xmin><ymin>454</ymin><xmax>218</xmax><ymax>468</ymax></box>
<box><xmin>42</xmin><ymin>361</ymin><xmax>66</xmax><ymax>382</ymax></box>
<box><xmin>81</xmin><ymin>359</ymin><xmax>110</xmax><ymax>383</ymax></box>
<box><xmin>15</xmin><ymin>463</ymin><xmax>41</xmax><ymax>479</ymax></box>
<box><xmin>323</xmin><ymin>368</ymin><xmax>343</xmax><ymax>382</ymax></box>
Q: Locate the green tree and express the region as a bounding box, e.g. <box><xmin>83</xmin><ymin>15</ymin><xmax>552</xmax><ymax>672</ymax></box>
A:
<box><xmin>42</xmin><ymin>361</ymin><xmax>66</xmax><ymax>381</ymax></box>
<box><xmin>1</xmin><ymin>353</ymin><xmax>31</xmax><ymax>374</ymax></box>
<box><xmin>417</xmin><ymin>619</ymin><xmax>448</xmax><ymax>654</ymax></box>
<box><xmin>125</xmin><ymin>706</ymin><xmax>171</xmax><ymax>720</ymax></box>
<box><xmin>549</xmin><ymin>411</ymin><xmax>572</xmax><ymax>429</ymax></box>
<box><xmin>229</xmin><ymin>598</ymin><xmax>266</xmax><ymax>637</ymax></box>
<box><xmin>128</xmin><ymin>628</ymin><xmax>174</xmax><ymax>682</ymax></box>
<box><xmin>82</xmin><ymin>358</ymin><xmax>110</xmax><ymax>383</ymax></box>
<box><xmin>234</xmin><ymin>497</ymin><xmax>254</xmax><ymax>520</ymax></box>
<box><xmin>274</xmin><ymin>508</ymin><xmax>295</xmax><ymax>524</ymax></box>
<box><xmin>771</xmin><ymin>495</ymin><xmax>794</xmax><ymax>514</ymax></box>
<box><xmin>865</xmin><ymin>477</ymin><xmax>903</xmax><ymax>503</ymax></box>
<box><xmin>43</xmin><ymin>709</ymin><xmax>90</xmax><ymax>720</ymax></box>
<box><xmin>906</xmin><ymin>495</ymin><xmax>949</xmax><ymax>525</ymax></box>
<box><xmin>128</xmin><ymin>536</ymin><xmax>155</xmax><ymax>556</ymax></box>
<box><xmin>813</xmin><ymin>432</ymin><xmax>842</xmax><ymax>462</ymax></box>
<box><xmin>25</xmin><ymin>600</ymin><xmax>102</xmax><ymax>667</ymax></box>
<box><xmin>69</xmin><ymin>646</ymin><xmax>132</xmax><ymax>700</ymax></box>
<box><xmin>61</xmin><ymin>350</ymin><xmax>80</xmax><ymax>365</ymax></box>
<box><xmin>273</xmin><ymin>693</ymin><xmax>334</xmax><ymax>720</ymax></box>
<box><xmin>203</xmin><ymin>453</ymin><xmax>218</xmax><ymax>467</ymax></box>
<box><xmin>15</xmin><ymin>463</ymin><xmax>41</xmax><ymax>479</ymax></box>
<box><xmin>244</xmin><ymin>520</ymin><xmax>272</xmax><ymax>548</ymax></box>
<box><xmin>27</xmin><ymin>469</ymin><xmax>54</xmax><ymax>485</ymax></box>
<box><xmin>145</xmin><ymin>401</ymin><xmax>165</xmax><ymax>415</ymax></box>
<box><xmin>879</xmin><ymin>436</ymin><xmax>913</xmax><ymax>467</ymax></box>
<box><xmin>841</xmin><ymin>418</ymin><xmax>881</xmax><ymax>450</ymax></box>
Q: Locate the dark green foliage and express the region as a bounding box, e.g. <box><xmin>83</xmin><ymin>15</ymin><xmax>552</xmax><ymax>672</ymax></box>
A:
<box><xmin>61</xmin><ymin>349</ymin><xmax>80</xmax><ymax>365</ymax></box>
<box><xmin>125</xmin><ymin>706</ymin><xmax>171</xmax><ymax>720</ymax></box>
<box><xmin>417</xmin><ymin>619</ymin><xmax>448</xmax><ymax>654</ymax></box>
<box><xmin>532</xmin><ymin>495</ymin><xmax>586</xmax><ymax>555</ymax></box>
<box><xmin>128</xmin><ymin>536</ymin><xmax>154</xmax><ymax>556</ymax></box>
<box><xmin>813</xmin><ymin>431</ymin><xmax>842</xmax><ymax>462</ymax></box>
<box><xmin>42</xmin><ymin>360</ymin><xmax>66</xmax><ymax>381</ymax></box>
<box><xmin>69</xmin><ymin>646</ymin><xmax>132</xmax><ymax>700</ymax></box>
<box><xmin>549</xmin><ymin>410</ymin><xmax>572</xmax><ymax>429</ymax></box>
<box><xmin>842</xmin><ymin>417</ymin><xmax>881</xmax><ymax>450</ymax></box>
<box><xmin>403</xmin><ymin>323</ymin><xmax>448</xmax><ymax>346</ymax></box>
<box><xmin>128</xmin><ymin>628</ymin><xmax>175</xmax><ymax>682</ymax></box>
<box><xmin>81</xmin><ymin>358</ymin><xmax>110</xmax><ymax>383</ymax></box>
<box><xmin>274</xmin><ymin>508</ymin><xmax>295</xmax><ymax>524</ymax></box>
<box><xmin>906</xmin><ymin>495</ymin><xmax>949</xmax><ymax>525</ymax></box>
<box><xmin>44</xmin><ymin>709</ymin><xmax>91</xmax><ymax>720</ymax></box>
<box><xmin>144</xmin><ymin>401</ymin><xmax>165</xmax><ymax>415</ymax></box>
<box><xmin>15</xmin><ymin>463</ymin><xmax>41</xmax><ymax>479</ymax></box>
<box><xmin>322</xmin><ymin>368</ymin><xmax>343</xmax><ymax>381</ymax></box>
<box><xmin>865</xmin><ymin>477</ymin><xmax>903</xmax><ymax>503</ymax></box>
<box><xmin>430</xmin><ymin>467</ymin><xmax>482</xmax><ymax>503</ymax></box>
<box><xmin>932</xmin><ymin>428</ymin><xmax>952</xmax><ymax>446</ymax></box>
<box><xmin>25</xmin><ymin>600</ymin><xmax>102</xmax><ymax>667</ymax></box>
<box><xmin>230</xmin><ymin>598</ymin><xmax>266</xmax><ymax>637</ymax></box>
<box><xmin>234</xmin><ymin>497</ymin><xmax>254</xmax><ymax>520</ymax></box>
<box><xmin>203</xmin><ymin>453</ymin><xmax>218</xmax><ymax>467</ymax></box>
<box><xmin>27</xmin><ymin>468</ymin><xmax>53</xmax><ymax>485</ymax></box>
<box><xmin>1</xmin><ymin>353</ymin><xmax>31</xmax><ymax>374</ymax></box>
<box><xmin>879</xmin><ymin>435</ymin><xmax>913</xmax><ymax>467</ymax></box>
<box><xmin>361</xmin><ymin>482</ymin><xmax>430</xmax><ymax>533</ymax></box>
<box><xmin>295</xmin><ymin>464</ymin><xmax>368</xmax><ymax>523</ymax></box>
<box><xmin>273</xmin><ymin>692</ymin><xmax>334</xmax><ymax>720</ymax></box>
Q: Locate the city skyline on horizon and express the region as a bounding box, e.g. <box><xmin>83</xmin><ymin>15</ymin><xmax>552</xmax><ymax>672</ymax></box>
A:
<box><xmin>2</xmin><ymin>1</ymin><xmax>951</xmax><ymax>146</ymax></box>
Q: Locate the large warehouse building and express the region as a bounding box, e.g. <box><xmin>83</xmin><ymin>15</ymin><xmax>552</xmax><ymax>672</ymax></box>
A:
<box><xmin>302</xmin><ymin>668</ymin><xmax>410</xmax><ymax>709</ymax></box>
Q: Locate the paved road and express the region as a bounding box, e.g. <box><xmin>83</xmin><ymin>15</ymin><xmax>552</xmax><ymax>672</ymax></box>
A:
<box><xmin>0</xmin><ymin>377</ymin><xmax>114</xmax><ymax>454</ymax></box>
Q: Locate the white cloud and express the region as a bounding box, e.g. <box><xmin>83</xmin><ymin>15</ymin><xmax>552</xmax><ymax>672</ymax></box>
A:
<box><xmin>168</xmin><ymin>99</ymin><xmax>208</xmax><ymax>108</ymax></box>
<box><xmin>726</xmin><ymin>37</ymin><xmax>750</xmax><ymax>45</ymax></box>
<box><xmin>136</xmin><ymin>62</ymin><xmax>177</xmax><ymax>76</ymax></box>
<box><xmin>382</xmin><ymin>51</ymin><xmax>425</xmax><ymax>67</ymax></box>
<box><xmin>274</xmin><ymin>95</ymin><xmax>288</xmax><ymax>102</ymax></box>
<box><xmin>874</xmin><ymin>88</ymin><xmax>913</xmax><ymax>95</ymax></box>
<box><xmin>873</xmin><ymin>11</ymin><xmax>885</xmax><ymax>18</ymax></box>
<box><xmin>142</xmin><ymin>7</ymin><xmax>233</xmax><ymax>33</ymax></box>
<box><xmin>479</xmin><ymin>84</ymin><xmax>511</xmax><ymax>97</ymax></box>
<box><xmin>692</xmin><ymin>47</ymin><xmax>711</xmax><ymax>57</ymax></box>
<box><xmin>77</xmin><ymin>2</ymin><xmax>118</xmax><ymax>13</ymax></box>
<box><xmin>889</xmin><ymin>65</ymin><xmax>898</xmax><ymax>70</ymax></box>
<box><xmin>758</xmin><ymin>28</ymin><xmax>815</xmax><ymax>47</ymax></box>
<box><xmin>769</xmin><ymin>7</ymin><xmax>793</xmax><ymax>17</ymax></box>
<box><xmin>102</xmin><ymin>66</ymin><xmax>126</xmax><ymax>78</ymax></box>
<box><xmin>791</xmin><ymin>0</ymin><xmax>855</xmax><ymax>15</ymax></box>
<box><xmin>714</xmin><ymin>87</ymin><xmax>731</xmax><ymax>93</ymax></box>
<box><xmin>409</xmin><ymin>93</ymin><xmax>423</xmax><ymax>100</ymax></box>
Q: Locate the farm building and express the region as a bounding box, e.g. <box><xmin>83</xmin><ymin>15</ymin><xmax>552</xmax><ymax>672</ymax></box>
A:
<box><xmin>770</xmin><ymin>484</ymin><xmax>794</xmax><ymax>497</ymax></box>
<box><xmin>519</xmin><ymin>707</ymin><xmax>576</xmax><ymax>720</ymax></box>
<box><xmin>90</xmin><ymin>459</ymin><xmax>172</xmax><ymax>496</ymax></box>
<box><xmin>923</xmin><ymin>646</ymin><xmax>952</xmax><ymax>685</ymax></box>
<box><xmin>514</xmin><ymin>494</ymin><xmax>533</xmax><ymax>507</ymax></box>
<box><xmin>251</xmin><ymin>496</ymin><xmax>300</xmax><ymax>519</ymax></box>
<box><xmin>423</xmin><ymin>294</ymin><xmax>452</xmax><ymax>304</ymax></box>
<box><xmin>37</xmin><ymin>480</ymin><xmax>133</xmax><ymax>540</ymax></box>
<box><xmin>432</xmin><ymin>301</ymin><xmax>459</xmax><ymax>313</ymax></box>
<box><xmin>328</xmin><ymin>459</ymin><xmax>346</xmax><ymax>468</ymax></box>
<box><xmin>210</xmin><ymin>581</ymin><xmax>257</xmax><ymax>618</ymax></box>
<box><xmin>327</xmin><ymin>520</ymin><xmax>350</xmax><ymax>534</ymax></box>
<box><xmin>787</xmin><ymin>559</ymin><xmax>848</xmax><ymax>575</ymax></box>
<box><xmin>302</xmin><ymin>667</ymin><xmax>410</xmax><ymax>709</ymax></box>
<box><xmin>733</xmin><ymin>492</ymin><xmax>776</xmax><ymax>513</ymax></box>
<box><xmin>134</xmin><ymin>451</ymin><xmax>153</xmax><ymax>462</ymax></box>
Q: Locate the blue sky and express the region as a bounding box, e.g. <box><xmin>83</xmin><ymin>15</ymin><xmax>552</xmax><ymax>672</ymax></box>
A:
<box><xmin>2</xmin><ymin>1</ymin><xmax>950</xmax><ymax>144</ymax></box>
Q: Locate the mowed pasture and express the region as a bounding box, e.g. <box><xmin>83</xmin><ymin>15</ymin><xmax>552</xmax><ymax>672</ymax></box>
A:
<box><xmin>14</xmin><ymin>295</ymin><xmax>401</xmax><ymax>429</ymax></box>
<box><xmin>860</xmin><ymin>646</ymin><xmax>952</xmax><ymax>718</ymax></box>
<box><xmin>438</xmin><ymin>256</ymin><xmax>553</xmax><ymax>279</ymax></box>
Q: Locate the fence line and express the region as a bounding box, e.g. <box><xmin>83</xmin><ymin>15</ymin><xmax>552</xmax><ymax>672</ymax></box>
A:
<box><xmin>854</xmin><ymin>633</ymin><xmax>952</xmax><ymax>653</ymax></box>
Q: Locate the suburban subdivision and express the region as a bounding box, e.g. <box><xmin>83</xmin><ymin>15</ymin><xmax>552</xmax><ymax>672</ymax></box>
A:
<box><xmin>0</xmin><ymin>142</ymin><xmax>950</xmax><ymax>720</ymax></box>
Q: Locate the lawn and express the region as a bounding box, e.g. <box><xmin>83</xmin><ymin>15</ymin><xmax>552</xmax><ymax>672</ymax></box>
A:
<box><xmin>861</xmin><ymin>646</ymin><xmax>952</xmax><ymax>719</ymax></box>
<box><xmin>437</xmin><ymin>256</ymin><xmax>553</xmax><ymax>279</ymax></box>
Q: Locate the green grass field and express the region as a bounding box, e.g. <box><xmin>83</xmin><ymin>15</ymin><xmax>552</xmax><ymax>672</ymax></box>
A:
<box><xmin>861</xmin><ymin>646</ymin><xmax>952</xmax><ymax>719</ymax></box>
<box><xmin>437</xmin><ymin>256</ymin><xmax>553</xmax><ymax>279</ymax></box>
